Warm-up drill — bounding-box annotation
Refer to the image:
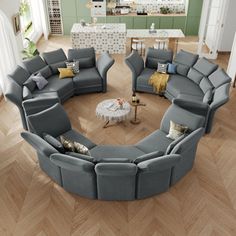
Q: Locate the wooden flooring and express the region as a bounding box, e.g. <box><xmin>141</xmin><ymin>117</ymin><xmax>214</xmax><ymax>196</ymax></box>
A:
<box><xmin>0</xmin><ymin>36</ymin><xmax>236</xmax><ymax>235</ymax></box>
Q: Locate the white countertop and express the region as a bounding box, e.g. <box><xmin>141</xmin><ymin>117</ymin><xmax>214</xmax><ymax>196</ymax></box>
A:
<box><xmin>71</xmin><ymin>23</ymin><xmax>126</xmax><ymax>34</ymax></box>
<box><xmin>126</xmin><ymin>29</ymin><xmax>185</xmax><ymax>38</ymax></box>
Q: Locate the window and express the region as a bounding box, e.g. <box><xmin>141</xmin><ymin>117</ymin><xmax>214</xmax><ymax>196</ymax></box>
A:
<box><xmin>19</xmin><ymin>0</ymin><xmax>33</xmax><ymax>38</ymax></box>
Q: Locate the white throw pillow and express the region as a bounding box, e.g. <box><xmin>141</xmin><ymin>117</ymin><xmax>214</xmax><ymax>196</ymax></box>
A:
<box><xmin>31</xmin><ymin>73</ymin><xmax>48</xmax><ymax>90</ymax></box>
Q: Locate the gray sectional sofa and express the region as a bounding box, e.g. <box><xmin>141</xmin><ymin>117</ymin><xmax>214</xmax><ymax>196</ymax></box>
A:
<box><xmin>21</xmin><ymin>99</ymin><xmax>208</xmax><ymax>200</ymax></box>
<box><xmin>5</xmin><ymin>48</ymin><xmax>114</xmax><ymax>130</ymax></box>
<box><xmin>125</xmin><ymin>48</ymin><xmax>231</xmax><ymax>133</ymax></box>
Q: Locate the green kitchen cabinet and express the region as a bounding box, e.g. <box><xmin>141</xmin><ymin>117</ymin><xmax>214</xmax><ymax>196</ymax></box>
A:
<box><xmin>173</xmin><ymin>16</ymin><xmax>186</xmax><ymax>33</ymax></box>
<box><xmin>62</xmin><ymin>17</ymin><xmax>77</xmax><ymax>35</ymax></box>
<box><xmin>106</xmin><ymin>16</ymin><xmax>120</xmax><ymax>23</ymax></box>
<box><xmin>188</xmin><ymin>0</ymin><xmax>203</xmax><ymax>17</ymax></box>
<box><xmin>133</xmin><ymin>16</ymin><xmax>147</xmax><ymax>29</ymax></box>
<box><xmin>185</xmin><ymin>16</ymin><xmax>201</xmax><ymax>35</ymax></box>
<box><xmin>146</xmin><ymin>16</ymin><xmax>160</xmax><ymax>29</ymax></box>
<box><xmin>76</xmin><ymin>0</ymin><xmax>90</xmax><ymax>17</ymax></box>
<box><xmin>61</xmin><ymin>0</ymin><xmax>77</xmax><ymax>17</ymax></box>
<box><xmin>159</xmin><ymin>17</ymin><xmax>173</xmax><ymax>29</ymax></box>
<box><xmin>120</xmin><ymin>17</ymin><xmax>133</xmax><ymax>29</ymax></box>
<box><xmin>97</xmin><ymin>17</ymin><xmax>106</xmax><ymax>23</ymax></box>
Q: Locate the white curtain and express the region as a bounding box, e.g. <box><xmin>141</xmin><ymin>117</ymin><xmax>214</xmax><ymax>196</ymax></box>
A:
<box><xmin>0</xmin><ymin>9</ymin><xmax>21</xmax><ymax>94</ymax></box>
<box><xmin>30</xmin><ymin>0</ymin><xmax>50</xmax><ymax>40</ymax></box>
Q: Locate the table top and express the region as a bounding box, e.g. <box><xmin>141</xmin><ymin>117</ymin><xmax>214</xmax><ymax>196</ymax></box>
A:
<box><xmin>71</xmin><ymin>23</ymin><xmax>126</xmax><ymax>34</ymax></box>
<box><xmin>126</xmin><ymin>29</ymin><xmax>185</xmax><ymax>38</ymax></box>
<box><xmin>96</xmin><ymin>99</ymin><xmax>131</xmax><ymax>122</ymax></box>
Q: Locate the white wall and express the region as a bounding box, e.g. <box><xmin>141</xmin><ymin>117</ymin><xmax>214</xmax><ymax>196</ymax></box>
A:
<box><xmin>227</xmin><ymin>32</ymin><xmax>236</xmax><ymax>84</ymax></box>
<box><xmin>0</xmin><ymin>0</ymin><xmax>23</xmax><ymax>52</ymax></box>
<box><xmin>218</xmin><ymin>0</ymin><xmax>236</xmax><ymax>52</ymax></box>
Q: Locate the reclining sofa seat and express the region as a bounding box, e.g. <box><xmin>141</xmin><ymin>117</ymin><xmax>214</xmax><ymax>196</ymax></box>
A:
<box><xmin>5</xmin><ymin>48</ymin><xmax>114</xmax><ymax>130</ymax></box>
<box><xmin>125</xmin><ymin>48</ymin><xmax>231</xmax><ymax>133</ymax></box>
<box><xmin>21</xmin><ymin>98</ymin><xmax>207</xmax><ymax>200</ymax></box>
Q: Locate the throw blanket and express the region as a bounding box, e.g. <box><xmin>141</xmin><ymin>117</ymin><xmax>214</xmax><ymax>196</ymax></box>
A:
<box><xmin>149</xmin><ymin>72</ymin><xmax>170</xmax><ymax>94</ymax></box>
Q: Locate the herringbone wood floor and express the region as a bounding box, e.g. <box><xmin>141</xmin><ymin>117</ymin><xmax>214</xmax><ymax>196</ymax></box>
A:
<box><xmin>0</xmin><ymin>36</ymin><xmax>236</xmax><ymax>236</ymax></box>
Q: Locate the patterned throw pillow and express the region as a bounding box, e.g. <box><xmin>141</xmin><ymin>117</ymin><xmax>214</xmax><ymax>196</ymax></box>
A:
<box><xmin>157</xmin><ymin>63</ymin><xmax>168</xmax><ymax>74</ymax></box>
<box><xmin>31</xmin><ymin>73</ymin><xmax>48</xmax><ymax>90</ymax></box>
<box><xmin>60</xmin><ymin>136</ymin><xmax>90</xmax><ymax>155</ymax></box>
<box><xmin>166</xmin><ymin>120</ymin><xmax>188</xmax><ymax>140</ymax></box>
<box><xmin>58</xmin><ymin>68</ymin><xmax>75</xmax><ymax>79</ymax></box>
<box><xmin>66</xmin><ymin>61</ymin><xmax>79</xmax><ymax>74</ymax></box>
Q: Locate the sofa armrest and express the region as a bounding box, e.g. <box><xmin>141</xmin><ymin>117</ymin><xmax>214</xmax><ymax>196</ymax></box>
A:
<box><xmin>96</xmin><ymin>52</ymin><xmax>115</xmax><ymax>92</ymax></box>
<box><xmin>50</xmin><ymin>153</ymin><xmax>94</xmax><ymax>172</ymax></box>
<box><xmin>98</xmin><ymin>157</ymin><xmax>131</xmax><ymax>163</ymax></box>
<box><xmin>133</xmin><ymin>150</ymin><xmax>164</xmax><ymax>164</ymax></box>
<box><xmin>22</xmin><ymin>95</ymin><xmax>60</xmax><ymax>116</ymax></box>
<box><xmin>5</xmin><ymin>78</ymin><xmax>23</xmax><ymax>107</ymax></box>
<box><xmin>21</xmin><ymin>131</ymin><xmax>58</xmax><ymax>157</ymax></box>
<box><xmin>210</xmin><ymin>83</ymin><xmax>230</xmax><ymax>110</ymax></box>
<box><xmin>137</xmin><ymin>154</ymin><xmax>181</xmax><ymax>171</ymax></box>
<box><xmin>173</xmin><ymin>98</ymin><xmax>209</xmax><ymax>117</ymax></box>
<box><xmin>125</xmin><ymin>51</ymin><xmax>144</xmax><ymax>91</ymax></box>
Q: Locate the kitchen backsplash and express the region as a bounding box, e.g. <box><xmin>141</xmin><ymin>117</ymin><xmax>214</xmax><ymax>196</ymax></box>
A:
<box><xmin>116</xmin><ymin>0</ymin><xmax>186</xmax><ymax>14</ymax></box>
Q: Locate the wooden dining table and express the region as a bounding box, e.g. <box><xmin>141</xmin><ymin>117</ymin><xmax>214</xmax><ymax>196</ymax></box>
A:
<box><xmin>126</xmin><ymin>29</ymin><xmax>185</xmax><ymax>53</ymax></box>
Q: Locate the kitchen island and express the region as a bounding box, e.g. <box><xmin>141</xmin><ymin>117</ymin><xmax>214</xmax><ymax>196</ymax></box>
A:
<box><xmin>71</xmin><ymin>23</ymin><xmax>126</xmax><ymax>54</ymax></box>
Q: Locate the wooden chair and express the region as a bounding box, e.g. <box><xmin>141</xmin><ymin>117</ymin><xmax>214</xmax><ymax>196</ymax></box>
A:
<box><xmin>131</xmin><ymin>38</ymin><xmax>146</xmax><ymax>56</ymax></box>
<box><xmin>153</xmin><ymin>38</ymin><xmax>169</xmax><ymax>50</ymax></box>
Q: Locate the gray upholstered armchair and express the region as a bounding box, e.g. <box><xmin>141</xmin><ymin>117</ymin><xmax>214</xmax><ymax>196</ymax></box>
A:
<box><xmin>67</xmin><ymin>48</ymin><xmax>115</xmax><ymax>94</ymax></box>
<box><xmin>125</xmin><ymin>48</ymin><xmax>173</xmax><ymax>93</ymax></box>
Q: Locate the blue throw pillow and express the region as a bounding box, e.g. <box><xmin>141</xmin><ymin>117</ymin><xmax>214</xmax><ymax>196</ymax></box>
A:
<box><xmin>167</xmin><ymin>63</ymin><xmax>177</xmax><ymax>74</ymax></box>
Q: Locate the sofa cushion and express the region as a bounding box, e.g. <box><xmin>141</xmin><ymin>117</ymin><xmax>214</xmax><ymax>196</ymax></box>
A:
<box><xmin>165</xmin><ymin>133</ymin><xmax>187</xmax><ymax>155</ymax></box>
<box><xmin>23</xmin><ymin>76</ymin><xmax>37</xmax><ymax>92</ymax></box>
<box><xmin>199</xmin><ymin>77</ymin><xmax>214</xmax><ymax>93</ymax></box>
<box><xmin>23</xmin><ymin>86</ymin><xmax>33</xmax><ymax>100</ymax></box>
<box><xmin>50</xmin><ymin>61</ymin><xmax>66</xmax><ymax>75</ymax></box>
<box><xmin>90</xmin><ymin>145</ymin><xmax>145</xmax><ymax>162</ymax></box>
<box><xmin>203</xmin><ymin>89</ymin><xmax>213</xmax><ymax>104</ymax></box>
<box><xmin>8</xmin><ymin>66</ymin><xmax>30</xmax><ymax>86</ymax></box>
<box><xmin>37</xmin><ymin>65</ymin><xmax>52</xmax><ymax>79</ymax></box>
<box><xmin>67</xmin><ymin>48</ymin><xmax>96</xmax><ymax>69</ymax></box>
<box><xmin>166</xmin><ymin>74</ymin><xmax>204</xmax><ymax>98</ymax></box>
<box><xmin>174</xmin><ymin>50</ymin><xmax>199</xmax><ymax>67</ymax></box>
<box><xmin>173</xmin><ymin>62</ymin><xmax>190</xmax><ymax>76</ymax></box>
<box><xmin>23</xmin><ymin>55</ymin><xmax>47</xmax><ymax>74</ymax></box>
<box><xmin>135</xmin><ymin>129</ymin><xmax>173</xmax><ymax>153</ymax></box>
<box><xmin>208</xmin><ymin>68</ymin><xmax>231</xmax><ymax>88</ymax></box>
<box><xmin>187</xmin><ymin>68</ymin><xmax>204</xmax><ymax>84</ymax></box>
<box><xmin>73</xmin><ymin>67</ymin><xmax>102</xmax><ymax>88</ymax></box>
<box><xmin>32</xmin><ymin>74</ymin><xmax>74</xmax><ymax>100</ymax></box>
<box><xmin>61</xmin><ymin>129</ymin><xmax>96</xmax><ymax>150</ymax></box>
<box><xmin>137</xmin><ymin>68</ymin><xmax>156</xmax><ymax>86</ymax></box>
<box><xmin>167</xmin><ymin>63</ymin><xmax>177</xmax><ymax>74</ymax></box>
<box><xmin>42</xmin><ymin>48</ymin><xmax>67</xmax><ymax>65</ymax></box>
<box><xmin>193</xmin><ymin>57</ymin><xmax>218</xmax><ymax>77</ymax></box>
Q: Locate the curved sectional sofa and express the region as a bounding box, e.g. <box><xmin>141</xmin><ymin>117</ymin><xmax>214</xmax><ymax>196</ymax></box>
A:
<box><xmin>125</xmin><ymin>48</ymin><xmax>231</xmax><ymax>133</ymax></box>
<box><xmin>21</xmin><ymin>99</ymin><xmax>208</xmax><ymax>200</ymax></box>
<box><xmin>5</xmin><ymin>48</ymin><xmax>114</xmax><ymax>130</ymax></box>
<box><xmin>5</xmin><ymin>47</ymin><xmax>231</xmax><ymax>201</ymax></box>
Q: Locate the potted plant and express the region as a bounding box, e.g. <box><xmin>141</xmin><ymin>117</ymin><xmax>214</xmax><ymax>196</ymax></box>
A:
<box><xmin>21</xmin><ymin>38</ymin><xmax>39</xmax><ymax>59</ymax></box>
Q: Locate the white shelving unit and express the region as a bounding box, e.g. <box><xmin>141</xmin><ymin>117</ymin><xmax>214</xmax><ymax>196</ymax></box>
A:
<box><xmin>47</xmin><ymin>0</ymin><xmax>63</xmax><ymax>35</ymax></box>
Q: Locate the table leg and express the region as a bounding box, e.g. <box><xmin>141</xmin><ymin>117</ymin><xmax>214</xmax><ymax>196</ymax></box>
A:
<box><xmin>233</xmin><ymin>75</ymin><xmax>236</xmax><ymax>88</ymax></box>
<box><xmin>103</xmin><ymin>120</ymin><xmax>110</xmax><ymax>128</ymax></box>
<box><xmin>130</xmin><ymin>106</ymin><xmax>141</xmax><ymax>124</ymax></box>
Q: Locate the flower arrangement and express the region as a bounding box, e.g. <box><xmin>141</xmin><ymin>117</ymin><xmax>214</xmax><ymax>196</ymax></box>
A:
<box><xmin>116</xmin><ymin>98</ymin><xmax>125</xmax><ymax>109</ymax></box>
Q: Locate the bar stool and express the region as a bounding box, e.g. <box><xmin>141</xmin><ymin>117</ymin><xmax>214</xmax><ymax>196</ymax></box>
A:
<box><xmin>153</xmin><ymin>38</ymin><xmax>169</xmax><ymax>50</ymax></box>
<box><xmin>131</xmin><ymin>38</ymin><xmax>146</xmax><ymax>56</ymax></box>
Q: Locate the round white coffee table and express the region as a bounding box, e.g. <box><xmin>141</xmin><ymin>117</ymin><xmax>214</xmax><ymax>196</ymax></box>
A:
<box><xmin>96</xmin><ymin>99</ymin><xmax>131</xmax><ymax>128</ymax></box>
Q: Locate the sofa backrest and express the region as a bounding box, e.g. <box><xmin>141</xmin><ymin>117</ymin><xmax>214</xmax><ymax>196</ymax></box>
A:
<box><xmin>145</xmin><ymin>48</ymin><xmax>173</xmax><ymax>69</ymax></box>
<box><xmin>208</xmin><ymin>68</ymin><xmax>231</xmax><ymax>89</ymax></box>
<box><xmin>67</xmin><ymin>47</ymin><xmax>96</xmax><ymax>69</ymax></box>
<box><xmin>42</xmin><ymin>48</ymin><xmax>67</xmax><ymax>74</ymax></box>
<box><xmin>160</xmin><ymin>99</ymin><xmax>206</xmax><ymax>134</ymax></box>
<box><xmin>173</xmin><ymin>50</ymin><xmax>199</xmax><ymax>76</ymax></box>
<box><xmin>27</xmin><ymin>103</ymin><xmax>71</xmax><ymax>138</ymax></box>
<box><xmin>8</xmin><ymin>65</ymin><xmax>31</xmax><ymax>86</ymax></box>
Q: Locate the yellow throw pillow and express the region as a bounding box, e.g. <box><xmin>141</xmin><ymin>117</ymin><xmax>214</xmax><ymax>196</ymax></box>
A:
<box><xmin>58</xmin><ymin>68</ymin><xmax>74</xmax><ymax>79</ymax></box>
